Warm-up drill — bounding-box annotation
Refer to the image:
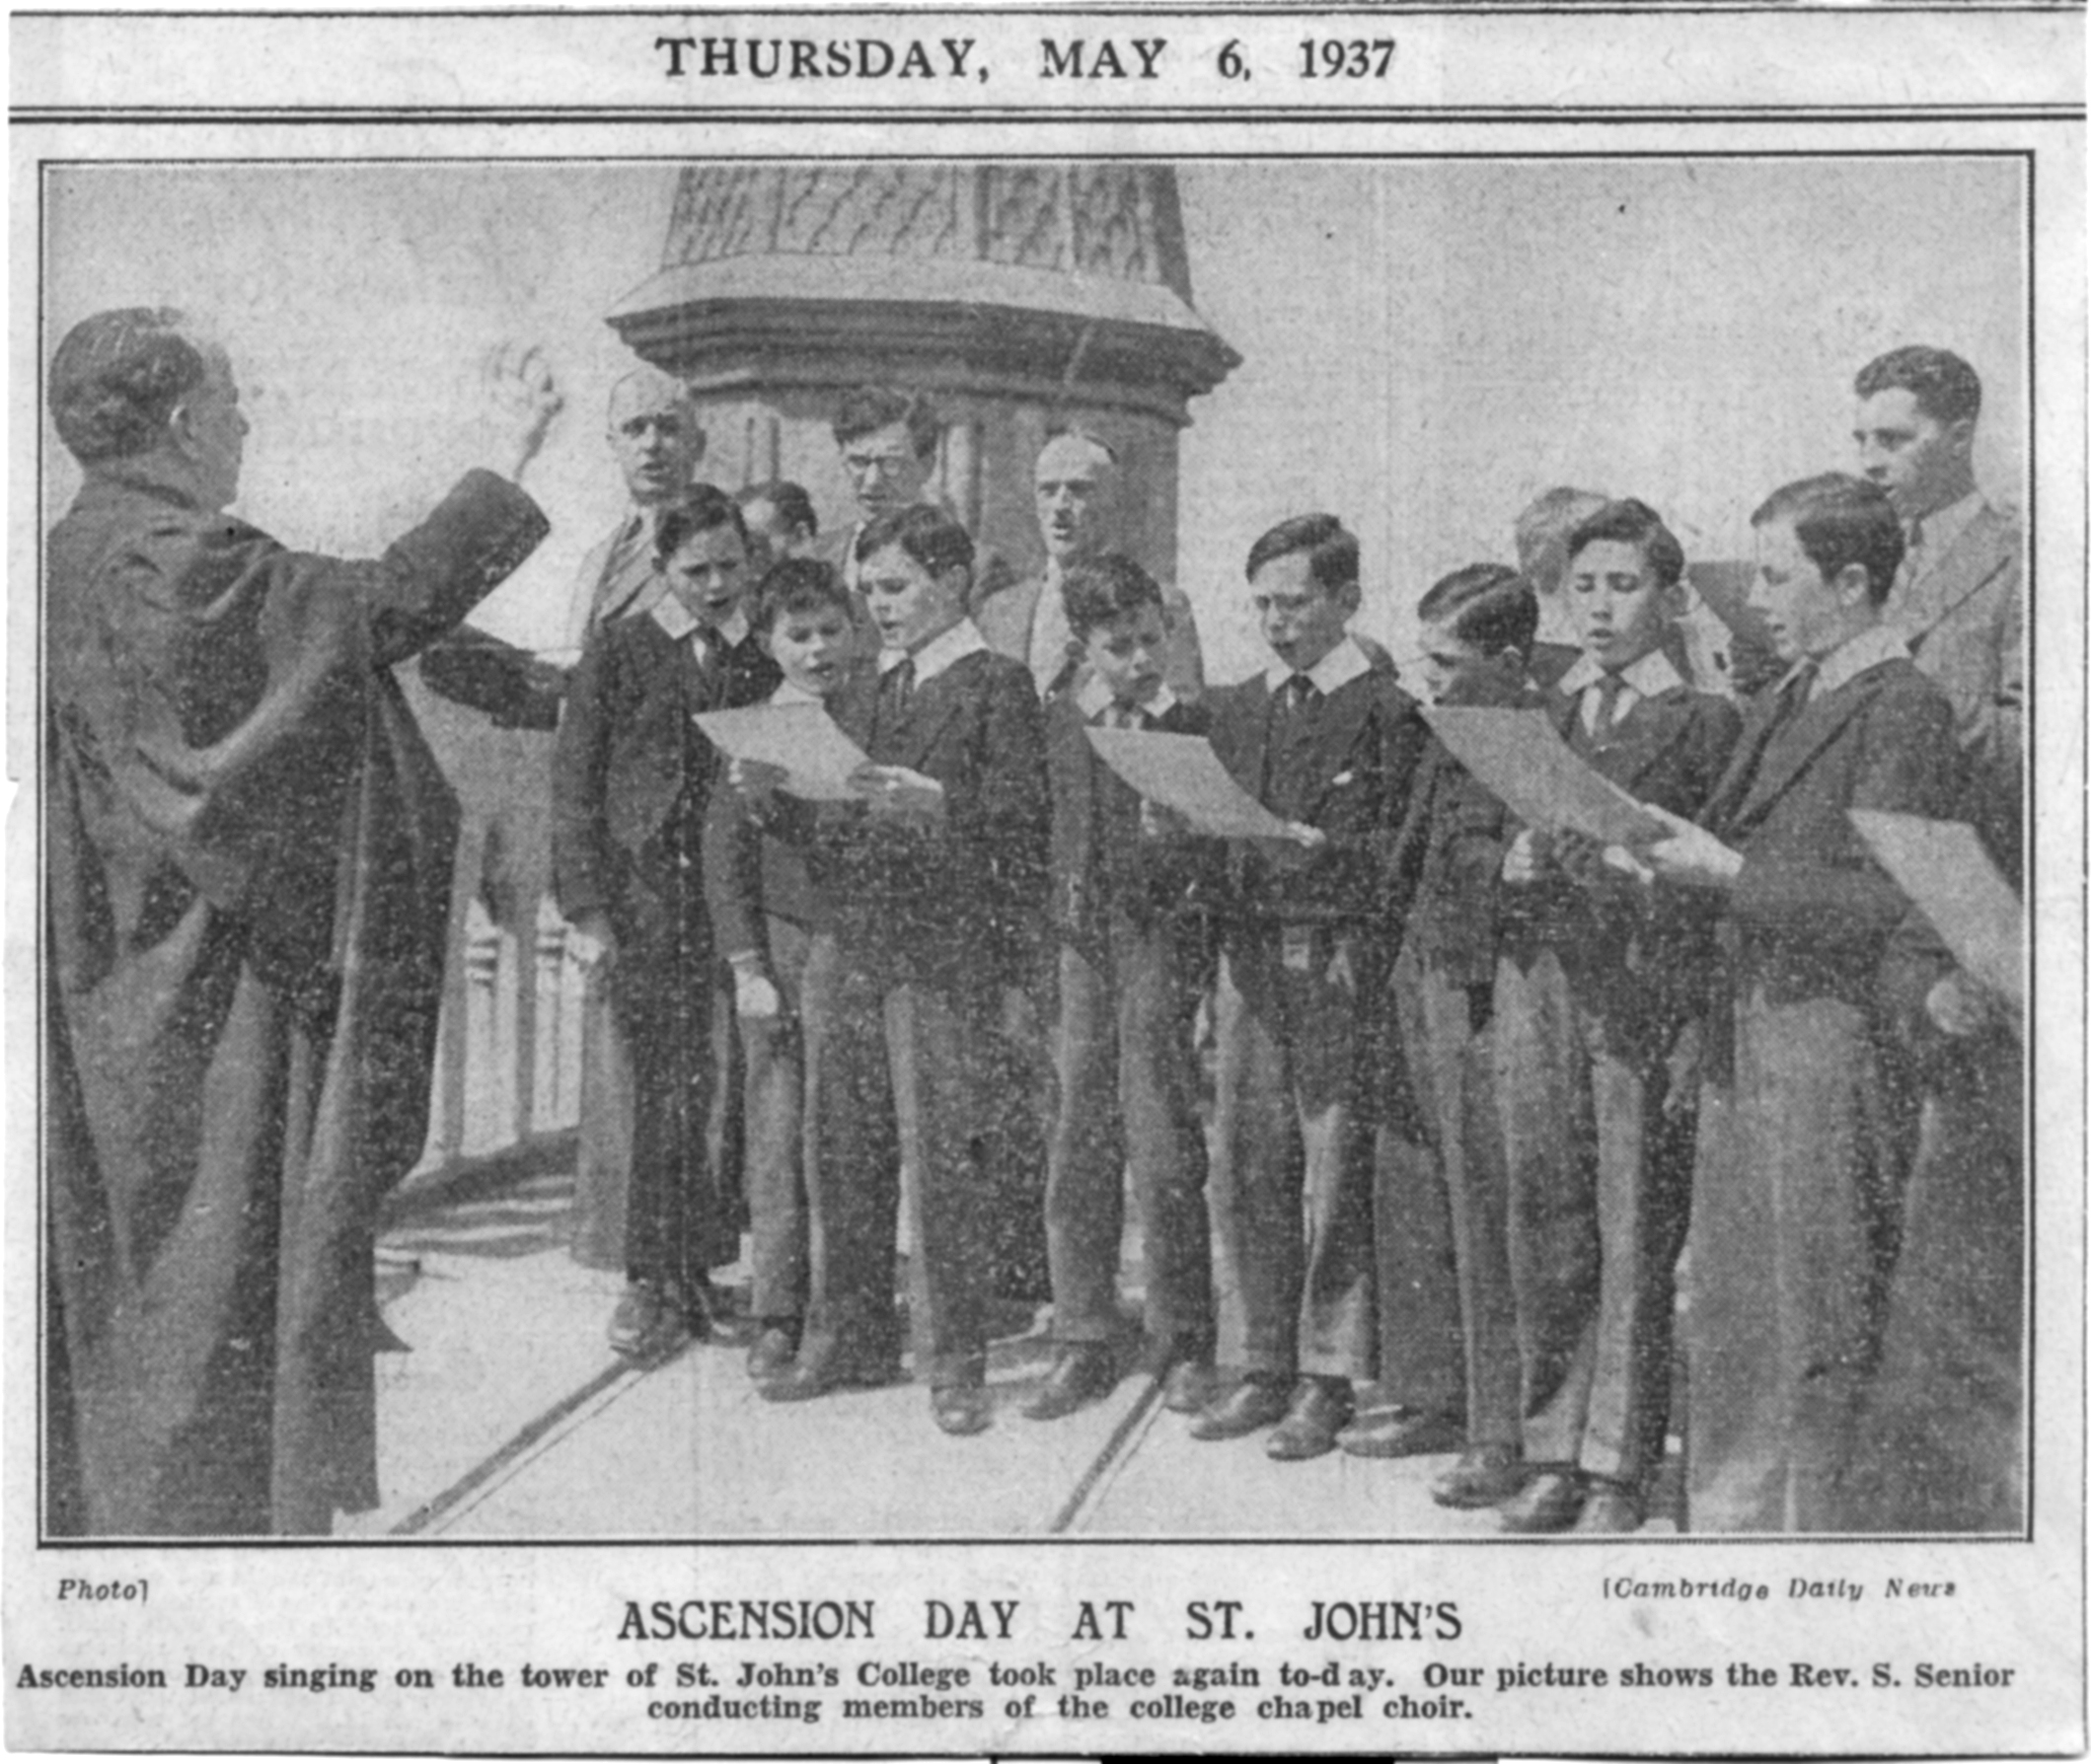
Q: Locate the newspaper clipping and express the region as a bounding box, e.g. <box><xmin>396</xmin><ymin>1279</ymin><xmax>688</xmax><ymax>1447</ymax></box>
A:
<box><xmin>7</xmin><ymin>6</ymin><xmax>2084</xmax><ymax>1756</ymax></box>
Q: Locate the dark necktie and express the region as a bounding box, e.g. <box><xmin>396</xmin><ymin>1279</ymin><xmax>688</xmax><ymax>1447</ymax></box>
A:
<box><xmin>876</xmin><ymin>656</ymin><xmax>915</xmax><ymax>740</ymax></box>
<box><xmin>1589</xmin><ymin>672</ymin><xmax>1627</xmax><ymax>745</ymax></box>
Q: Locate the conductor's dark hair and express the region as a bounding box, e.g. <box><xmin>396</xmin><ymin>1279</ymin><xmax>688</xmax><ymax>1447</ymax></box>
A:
<box><xmin>1061</xmin><ymin>553</ymin><xmax>1165</xmax><ymax>640</ymax></box>
<box><xmin>1245</xmin><ymin>513</ymin><xmax>1360</xmax><ymax>597</ymax></box>
<box><xmin>738</xmin><ymin>478</ymin><xmax>818</xmax><ymax>538</ymax></box>
<box><xmin>751</xmin><ymin>557</ymin><xmax>855</xmax><ymax>635</ymax></box>
<box><xmin>856</xmin><ymin>503</ymin><xmax>974</xmax><ymax>580</ymax></box>
<box><xmin>1416</xmin><ymin>563</ymin><xmax>1538</xmax><ymax>658</ymax></box>
<box><xmin>832</xmin><ymin>387</ymin><xmax>941</xmax><ymax>459</ymax></box>
<box><xmin>1854</xmin><ymin>345</ymin><xmax>1983</xmax><ymax>427</ymax></box>
<box><xmin>1566</xmin><ymin>497</ymin><xmax>1687</xmax><ymax>591</ymax></box>
<box><xmin>1751</xmin><ymin>474</ymin><xmax>1905</xmax><ymax>608</ymax></box>
<box><xmin>49</xmin><ymin>307</ymin><xmax>211</xmax><ymax>465</ymax></box>
<box><xmin>653</xmin><ymin>484</ymin><xmax>749</xmax><ymax>562</ymax></box>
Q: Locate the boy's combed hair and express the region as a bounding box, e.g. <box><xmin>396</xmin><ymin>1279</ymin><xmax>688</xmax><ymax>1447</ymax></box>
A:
<box><xmin>1566</xmin><ymin>497</ymin><xmax>1687</xmax><ymax>591</ymax></box>
<box><xmin>832</xmin><ymin>386</ymin><xmax>942</xmax><ymax>458</ymax></box>
<box><xmin>654</xmin><ymin>483</ymin><xmax>749</xmax><ymax>561</ymax></box>
<box><xmin>1244</xmin><ymin>513</ymin><xmax>1360</xmax><ymax>595</ymax></box>
<box><xmin>855</xmin><ymin>502</ymin><xmax>975</xmax><ymax>579</ymax></box>
<box><xmin>738</xmin><ymin>478</ymin><xmax>818</xmax><ymax>538</ymax></box>
<box><xmin>1751</xmin><ymin>473</ymin><xmax>1905</xmax><ymax>608</ymax></box>
<box><xmin>751</xmin><ymin>557</ymin><xmax>854</xmax><ymax>636</ymax></box>
<box><xmin>1060</xmin><ymin>553</ymin><xmax>1164</xmax><ymax>639</ymax></box>
<box><xmin>1416</xmin><ymin>562</ymin><xmax>1538</xmax><ymax>657</ymax></box>
<box><xmin>1854</xmin><ymin>344</ymin><xmax>1983</xmax><ymax>427</ymax></box>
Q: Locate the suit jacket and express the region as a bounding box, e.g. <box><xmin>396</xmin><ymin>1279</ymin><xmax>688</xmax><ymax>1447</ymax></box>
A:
<box><xmin>1893</xmin><ymin>501</ymin><xmax>2023</xmax><ymax>770</ymax></box>
<box><xmin>1043</xmin><ymin>689</ymin><xmax>1215</xmax><ymax>950</ymax></box>
<box><xmin>564</xmin><ymin>509</ymin><xmax>665</xmax><ymax>650</ymax></box>
<box><xmin>552</xmin><ymin>615</ymin><xmax>780</xmax><ymax>919</ymax></box>
<box><xmin>765</xmin><ymin>646</ymin><xmax>1050</xmax><ymax>987</ymax></box>
<box><xmin>1205</xmin><ymin>651</ymin><xmax>1431</xmax><ymax>933</ymax></box>
<box><xmin>1504</xmin><ymin>676</ymin><xmax>1743</xmax><ymax>1028</ymax></box>
<box><xmin>1387</xmin><ymin>675</ymin><xmax>1548</xmax><ymax>989</ymax></box>
<box><xmin>1704</xmin><ymin>656</ymin><xmax>1960</xmax><ymax>1008</ymax></box>
<box><xmin>976</xmin><ymin>569</ymin><xmax>1206</xmax><ymax>702</ymax></box>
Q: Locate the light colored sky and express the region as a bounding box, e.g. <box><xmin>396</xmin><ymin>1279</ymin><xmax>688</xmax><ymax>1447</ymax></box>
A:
<box><xmin>44</xmin><ymin>157</ymin><xmax>2022</xmax><ymax>681</ymax></box>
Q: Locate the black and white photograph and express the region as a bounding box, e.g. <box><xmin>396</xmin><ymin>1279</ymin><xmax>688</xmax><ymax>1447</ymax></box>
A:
<box><xmin>8</xmin><ymin>8</ymin><xmax>2083</xmax><ymax>1758</ymax></box>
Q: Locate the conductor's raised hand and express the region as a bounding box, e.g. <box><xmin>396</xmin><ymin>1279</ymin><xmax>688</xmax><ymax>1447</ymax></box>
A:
<box><xmin>481</xmin><ymin>340</ymin><xmax>564</xmax><ymax>482</ymax></box>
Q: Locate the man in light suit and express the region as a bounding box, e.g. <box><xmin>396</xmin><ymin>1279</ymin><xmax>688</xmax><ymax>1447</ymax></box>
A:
<box><xmin>562</xmin><ymin>365</ymin><xmax>709</xmax><ymax>1271</ymax></box>
<box><xmin>975</xmin><ymin>429</ymin><xmax>1205</xmax><ymax>701</ymax></box>
<box><xmin>1853</xmin><ymin>344</ymin><xmax>2023</xmax><ymax>793</ymax></box>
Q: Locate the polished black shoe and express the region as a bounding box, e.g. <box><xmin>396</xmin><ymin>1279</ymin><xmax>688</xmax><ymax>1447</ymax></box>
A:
<box><xmin>1267</xmin><ymin>1376</ymin><xmax>1355</xmax><ymax>1461</ymax></box>
<box><xmin>1188</xmin><ymin>1374</ymin><xmax>1292</xmax><ymax>1440</ymax></box>
<box><xmin>745</xmin><ymin>1323</ymin><xmax>800</xmax><ymax>1383</ymax></box>
<box><xmin>1021</xmin><ymin>1343</ymin><xmax>1118</xmax><ymax>1421</ymax></box>
<box><xmin>608</xmin><ymin>1282</ymin><xmax>691</xmax><ymax>1361</ymax></box>
<box><xmin>1430</xmin><ymin>1443</ymin><xmax>1530</xmax><ymax>1509</ymax></box>
<box><xmin>1571</xmin><ymin>1481</ymin><xmax>1645</xmax><ymax>1534</ymax></box>
<box><xmin>1160</xmin><ymin>1359</ymin><xmax>1221</xmax><ymax>1416</ymax></box>
<box><xmin>1336</xmin><ymin>1407</ymin><xmax>1464</xmax><ymax>1460</ymax></box>
<box><xmin>1500</xmin><ymin>1468</ymin><xmax>1590</xmax><ymax>1533</ymax></box>
<box><xmin>759</xmin><ymin>1356</ymin><xmax>903</xmax><ymax>1404</ymax></box>
<box><xmin>932</xmin><ymin>1382</ymin><xmax>994</xmax><ymax>1436</ymax></box>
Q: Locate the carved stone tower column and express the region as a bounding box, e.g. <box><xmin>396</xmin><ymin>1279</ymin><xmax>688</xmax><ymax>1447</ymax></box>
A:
<box><xmin>606</xmin><ymin>164</ymin><xmax>1239</xmax><ymax>584</ymax></box>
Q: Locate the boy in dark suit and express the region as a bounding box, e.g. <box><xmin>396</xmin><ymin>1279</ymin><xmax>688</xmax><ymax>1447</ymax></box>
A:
<box><xmin>703</xmin><ymin>558</ymin><xmax>862</xmax><ymax>1382</ymax></box>
<box><xmin>1489</xmin><ymin>500</ymin><xmax>1742</xmax><ymax>1532</ymax></box>
<box><xmin>554</xmin><ymin>486</ymin><xmax>782</xmax><ymax>1360</ymax></box>
<box><xmin>1178</xmin><ymin>514</ymin><xmax>1430</xmax><ymax>1460</ymax></box>
<box><xmin>1024</xmin><ymin>555</ymin><xmax>1218</xmax><ymax>1422</ymax></box>
<box><xmin>1348</xmin><ymin>567</ymin><xmax>1540</xmax><ymax>1493</ymax></box>
<box><xmin>749</xmin><ymin>505</ymin><xmax>1050</xmax><ymax>1435</ymax></box>
<box><xmin>1644</xmin><ymin>473</ymin><xmax>1959</xmax><ymax>1532</ymax></box>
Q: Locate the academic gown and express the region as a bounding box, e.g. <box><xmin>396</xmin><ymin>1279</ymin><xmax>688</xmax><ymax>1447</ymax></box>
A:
<box><xmin>44</xmin><ymin>459</ymin><xmax>548</xmax><ymax>1535</ymax></box>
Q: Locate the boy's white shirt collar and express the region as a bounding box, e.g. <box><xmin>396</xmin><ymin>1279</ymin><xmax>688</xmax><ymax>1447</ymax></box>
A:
<box><xmin>1075</xmin><ymin>673</ymin><xmax>1178</xmax><ymax>722</ymax></box>
<box><xmin>880</xmin><ymin>617</ymin><xmax>988</xmax><ymax>685</ymax></box>
<box><xmin>1800</xmin><ymin>622</ymin><xmax>1909</xmax><ymax>698</ymax></box>
<box><xmin>1556</xmin><ymin>646</ymin><xmax>1686</xmax><ymax>700</ymax></box>
<box><xmin>1264</xmin><ymin>633</ymin><xmax>1372</xmax><ymax>695</ymax></box>
<box><xmin>651</xmin><ymin>597</ymin><xmax>750</xmax><ymax>649</ymax></box>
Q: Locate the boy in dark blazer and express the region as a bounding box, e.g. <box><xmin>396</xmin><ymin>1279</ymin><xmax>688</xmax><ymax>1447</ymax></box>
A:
<box><xmin>1644</xmin><ymin>473</ymin><xmax>1959</xmax><ymax>1533</ymax></box>
<box><xmin>748</xmin><ymin>505</ymin><xmax>1050</xmax><ymax>1436</ymax></box>
<box><xmin>702</xmin><ymin>558</ymin><xmax>863</xmax><ymax>1383</ymax></box>
<box><xmin>553</xmin><ymin>486</ymin><xmax>781</xmax><ymax>1360</ymax></box>
<box><xmin>1024</xmin><ymin>555</ymin><xmax>1218</xmax><ymax>1422</ymax></box>
<box><xmin>1350</xmin><ymin>567</ymin><xmax>1542</xmax><ymax>1494</ymax></box>
<box><xmin>1177</xmin><ymin>514</ymin><xmax>1430</xmax><ymax>1460</ymax></box>
<box><xmin>1490</xmin><ymin>501</ymin><xmax>1743</xmax><ymax>1532</ymax></box>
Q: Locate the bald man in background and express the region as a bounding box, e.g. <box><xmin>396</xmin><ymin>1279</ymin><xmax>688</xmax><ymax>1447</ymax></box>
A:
<box><xmin>976</xmin><ymin>430</ymin><xmax>1206</xmax><ymax>701</ymax></box>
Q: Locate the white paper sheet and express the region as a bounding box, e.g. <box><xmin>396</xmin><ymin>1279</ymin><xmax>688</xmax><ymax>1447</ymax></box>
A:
<box><xmin>1422</xmin><ymin>705</ymin><xmax>1673</xmax><ymax>847</ymax></box>
<box><xmin>694</xmin><ymin>701</ymin><xmax>870</xmax><ymax>801</ymax></box>
<box><xmin>1084</xmin><ymin>727</ymin><xmax>1295</xmax><ymax>840</ymax></box>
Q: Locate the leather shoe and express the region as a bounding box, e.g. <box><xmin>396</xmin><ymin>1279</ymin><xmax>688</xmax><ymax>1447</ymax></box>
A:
<box><xmin>1430</xmin><ymin>1443</ymin><xmax>1530</xmax><ymax>1509</ymax></box>
<box><xmin>608</xmin><ymin>1282</ymin><xmax>691</xmax><ymax>1361</ymax></box>
<box><xmin>1337</xmin><ymin>1408</ymin><xmax>1464</xmax><ymax>1459</ymax></box>
<box><xmin>932</xmin><ymin>1383</ymin><xmax>993</xmax><ymax>1436</ymax></box>
<box><xmin>1267</xmin><ymin>1377</ymin><xmax>1354</xmax><ymax>1461</ymax></box>
<box><xmin>1160</xmin><ymin>1359</ymin><xmax>1220</xmax><ymax>1416</ymax></box>
<box><xmin>760</xmin><ymin>1356</ymin><xmax>903</xmax><ymax>1404</ymax></box>
<box><xmin>745</xmin><ymin>1324</ymin><xmax>799</xmax><ymax>1383</ymax></box>
<box><xmin>1570</xmin><ymin>1482</ymin><xmax>1644</xmax><ymax>1534</ymax></box>
<box><xmin>1188</xmin><ymin>1375</ymin><xmax>1292</xmax><ymax>1440</ymax></box>
<box><xmin>1499</xmin><ymin>1467</ymin><xmax>1588</xmax><ymax>1532</ymax></box>
<box><xmin>1022</xmin><ymin>1343</ymin><xmax>1118</xmax><ymax>1421</ymax></box>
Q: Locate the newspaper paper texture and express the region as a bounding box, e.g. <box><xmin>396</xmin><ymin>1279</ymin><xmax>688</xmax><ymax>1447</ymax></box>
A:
<box><xmin>695</xmin><ymin>703</ymin><xmax>872</xmax><ymax>802</ymax></box>
<box><xmin>6</xmin><ymin>7</ymin><xmax>2083</xmax><ymax>1761</ymax></box>
<box><xmin>1085</xmin><ymin>727</ymin><xmax>1296</xmax><ymax>840</ymax></box>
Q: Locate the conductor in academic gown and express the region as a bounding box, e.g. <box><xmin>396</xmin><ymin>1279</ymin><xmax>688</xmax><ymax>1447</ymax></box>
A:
<box><xmin>43</xmin><ymin>309</ymin><xmax>560</xmax><ymax>1535</ymax></box>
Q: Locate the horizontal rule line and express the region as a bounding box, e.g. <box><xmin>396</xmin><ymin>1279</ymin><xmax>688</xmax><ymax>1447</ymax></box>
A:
<box><xmin>12</xmin><ymin>105</ymin><xmax>2085</xmax><ymax>124</ymax></box>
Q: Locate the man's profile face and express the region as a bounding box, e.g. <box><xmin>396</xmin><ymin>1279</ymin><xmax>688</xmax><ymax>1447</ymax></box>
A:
<box><xmin>1853</xmin><ymin>388</ymin><xmax>1972</xmax><ymax>523</ymax></box>
<box><xmin>841</xmin><ymin>420</ymin><xmax>934</xmax><ymax>520</ymax></box>
<box><xmin>1034</xmin><ymin>436</ymin><xmax>1116</xmax><ymax>564</ymax></box>
<box><xmin>607</xmin><ymin>378</ymin><xmax>704</xmax><ymax>506</ymax></box>
<box><xmin>176</xmin><ymin>343</ymin><xmax>250</xmax><ymax>513</ymax></box>
<box><xmin>1249</xmin><ymin>551</ymin><xmax>1354</xmax><ymax>675</ymax></box>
